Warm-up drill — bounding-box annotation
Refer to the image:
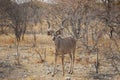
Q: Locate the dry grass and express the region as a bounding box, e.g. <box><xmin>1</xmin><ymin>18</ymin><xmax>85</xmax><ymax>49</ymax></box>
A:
<box><xmin>0</xmin><ymin>33</ymin><xmax>120</xmax><ymax>80</ymax></box>
<box><xmin>0</xmin><ymin>34</ymin><xmax>14</xmax><ymax>46</ymax></box>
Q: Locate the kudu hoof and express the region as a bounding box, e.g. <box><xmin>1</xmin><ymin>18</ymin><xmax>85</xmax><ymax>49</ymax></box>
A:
<box><xmin>68</xmin><ymin>71</ymin><xmax>73</xmax><ymax>74</ymax></box>
<box><xmin>52</xmin><ymin>73</ymin><xmax>55</xmax><ymax>77</ymax></box>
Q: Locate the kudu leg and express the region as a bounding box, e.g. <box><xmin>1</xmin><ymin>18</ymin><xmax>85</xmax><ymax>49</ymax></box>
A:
<box><xmin>52</xmin><ymin>54</ymin><xmax>57</xmax><ymax>77</ymax></box>
<box><xmin>61</xmin><ymin>54</ymin><xmax>65</xmax><ymax>76</ymax></box>
<box><xmin>69</xmin><ymin>53</ymin><xmax>73</xmax><ymax>74</ymax></box>
<box><xmin>71</xmin><ymin>51</ymin><xmax>75</xmax><ymax>74</ymax></box>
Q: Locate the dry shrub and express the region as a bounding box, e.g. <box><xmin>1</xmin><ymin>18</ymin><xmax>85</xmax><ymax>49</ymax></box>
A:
<box><xmin>0</xmin><ymin>35</ymin><xmax>14</xmax><ymax>45</ymax></box>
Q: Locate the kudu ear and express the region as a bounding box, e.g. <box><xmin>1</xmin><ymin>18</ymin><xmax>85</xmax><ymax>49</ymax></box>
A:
<box><xmin>47</xmin><ymin>29</ymin><xmax>51</xmax><ymax>35</ymax></box>
<box><xmin>47</xmin><ymin>29</ymin><xmax>54</xmax><ymax>36</ymax></box>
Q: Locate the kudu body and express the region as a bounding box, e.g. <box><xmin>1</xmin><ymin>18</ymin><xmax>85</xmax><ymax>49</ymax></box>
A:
<box><xmin>47</xmin><ymin>22</ymin><xmax>76</xmax><ymax>76</ymax></box>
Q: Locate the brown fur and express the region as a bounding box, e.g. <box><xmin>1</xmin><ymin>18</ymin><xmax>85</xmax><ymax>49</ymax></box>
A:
<box><xmin>48</xmin><ymin>28</ymin><xmax>76</xmax><ymax>76</ymax></box>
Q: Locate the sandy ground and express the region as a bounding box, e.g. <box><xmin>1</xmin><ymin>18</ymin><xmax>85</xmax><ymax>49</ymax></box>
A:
<box><xmin>0</xmin><ymin>34</ymin><xmax>120</xmax><ymax>80</ymax></box>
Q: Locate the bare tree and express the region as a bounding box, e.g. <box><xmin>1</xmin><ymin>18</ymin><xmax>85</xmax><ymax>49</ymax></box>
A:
<box><xmin>0</xmin><ymin>0</ymin><xmax>28</xmax><ymax>64</ymax></box>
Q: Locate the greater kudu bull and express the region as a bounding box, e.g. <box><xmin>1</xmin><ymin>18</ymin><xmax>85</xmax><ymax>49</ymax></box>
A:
<box><xmin>47</xmin><ymin>22</ymin><xmax>76</xmax><ymax>76</ymax></box>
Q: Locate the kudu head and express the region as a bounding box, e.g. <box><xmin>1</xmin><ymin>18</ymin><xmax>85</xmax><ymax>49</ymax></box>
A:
<box><xmin>47</xmin><ymin>27</ymin><xmax>64</xmax><ymax>41</ymax></box>
<box><xmin>47</xmin><ymin>21</ymin><xmax>64</xmax><ymax>41</ymax></box>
